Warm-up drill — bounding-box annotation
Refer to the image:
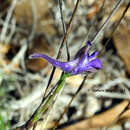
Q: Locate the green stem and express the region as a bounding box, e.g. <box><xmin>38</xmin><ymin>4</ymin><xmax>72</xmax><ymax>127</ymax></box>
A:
<box><xmin>30</xmin><ymin>73</ymin><xmax>70</xmax><ymax>125</ymax></box>
<box><xmin>0</xmin><ymin>115</ymin><xmax>6</xmax><ymax>130</ymax></box>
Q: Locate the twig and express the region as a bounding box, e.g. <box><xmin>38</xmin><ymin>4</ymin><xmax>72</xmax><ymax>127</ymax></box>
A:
<box><xmin>59</xmin><ymin>0</ymin><xmax>70</xmax><ymax>61</ymax></box>
<box><xmin>99</xmin><ymin>0</ymin><xmax>130</xmax><ymax>56</ymax></box>
<box><xmin>42</xmin><ymin>1</ymin><xmax>72</xmax><ymax>126</ymax></box>
<box><xmin>42</xmin><ymin>0</ymin><xmax>81</xmax><ymax>103</ymax></box>
<box><xmin>27</xmin><ymin>0</ymin><xmax>38</xmax><ymax>44</ymax></box>
<box><xmin>0</xmin><ymin>0</ymin><xmax>17</xmax><ymax>42</ymax></box>
<box><xmin>41</xmin><ymin>1</ymin><xmax>72</xmax><ymax>127</ymax></box>
<box><xmin>0</xmin><ymin>19</ymin><xmax>28</xmax><ymax>34</ymax></box>
<box><xmin>53</xmin><ymin>74</ymin><xmax>88</xmax><ymax>129</ymax></box>
<box><xmin>82</xmin><ymin>0</ymin><xmax>106</xmax><ymax>47</ymax></box>
<box><xmin>20</xmin><ymin>0</ymin><xmax>38</xmax><ymax>70</ymax></box>
<box><xmin>91</xmin><ymin>0</ymin><xmax>124</xmax><ymax>45</ymax></box>
<box><xmin>25</xmin><ymin>73</ymin><xmax>70</xmax><ymax>129</ymax></box>
<box><xmin>55</xmin><ymin>0</ymin><xmax>124</xmax><ymax>128</ymax></box>
<box><xmin>94</xmin><ymin>92</ymin><xmax>130</xmax><ymax>99</ymax></box>
<box><xmin>100</xmin><ymin>78</ymin><xmax>130</xmax><ymax>90</ymax></box>
<box><xmin>6</xmin><ymin>18</ymin><xmax>16</xmax><ymax>44</ymax></box>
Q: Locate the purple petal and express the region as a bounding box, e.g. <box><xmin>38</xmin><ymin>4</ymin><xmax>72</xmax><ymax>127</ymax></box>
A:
<box><xmin>74</xmin><ymin>41</ymin><xmax>91</xmax><ymax>59</ymax></box>
<box><xmin>86</xmin><ymin>40</ymin><xmax>92</xmax><ymax>46</ymax></box>
<box><xmin>88</xmin><ymin>51</ymin><xmax>99</xmax><ymax>59</ymax></box>
<box><xmin>87</xmin><ymin>58</ymin><xmax>102</xmax><ymax>70</ymax></box>
<box><xmin>70</xmin><ymin>64</ymin><xmax>96</xmax><ymax>75</ymax></box>
<box><xmin>29</xmin><ymin>53</ymin><xmax>79</xmax><ymax>73</ymax></box>
<box><xmin>72</xmin><ymin>58</ymin><xmax>102</xmax><ymax>74</ymax></box>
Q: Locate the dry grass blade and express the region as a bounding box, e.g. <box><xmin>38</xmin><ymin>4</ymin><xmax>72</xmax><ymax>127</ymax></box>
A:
<box><xmin>23</xmin><ymin>1</ymin><xmax>81</xmax><ymax>128</ymax></box>
<box><xmin>57</xmin><ymin>1</ymin><xmax>130</xmax><ymax>129</ymax></box>
<box><xmin>54</xmin><ymin>0</ymin><xmax>127</xmax><ymax>128</ymax></box>
<box><xmin>0</xmin><ymin>0</ymin><xmax>17</xmax><ymax>42</ymax></box>
<box><xmin>58</xmin><ymin>0</ymin><xmax>70</xmax><ymax>61</ymax></box>
<box><xmin>36</xmin><ymin>0</ymin><xmax>81</xmax><ymax>112</ymax></box>
<box><xmin>27</xmin><ymin>0</ymin><xmax>38</xmax><ymax>44</ymax></box>
<box><xmin>91</xmin><ymin>0</ymin><xmax>123</xmax><ymax>45</ymax></box>
<box><xmin>53</xmin><ymin>74</ymin><xmax>88</xmax><ymax>129</ymax></box>
<box><xmin>42</xmin><ymin>0</ymin><xmax>81</xmax><ymax>101</ymax></box>
<box><xmin>99</xmin><ymin>1</ymin><xmax>130</xmax><ymax>57</ymax></box>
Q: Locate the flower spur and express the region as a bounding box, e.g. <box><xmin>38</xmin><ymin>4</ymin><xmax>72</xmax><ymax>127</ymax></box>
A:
<box><xmin>29</xmin><ymin>41</ymin><xmax>102</xmax><ymax>75</ymax></box>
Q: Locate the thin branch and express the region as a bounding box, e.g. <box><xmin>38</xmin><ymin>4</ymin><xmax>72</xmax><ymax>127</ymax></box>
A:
<box><xmin>99</xmin><ymin>1</ymin><xmax>130</xmax><ymax>56</ymax></box>
<box><xmin>42</xmin><ymin>0</ymin><xmax>81</xmax><ymax>105</ymax></box>
<box><xmin>20</xmin><ymin>0</ymin><xmax>38</xmax><ymax>71</ymax></box>
<box><xmin>53</xmin><ymin>74</ymin><xmax>88</xmax><ymax>129</ymax></box>
<box><xmin>41</xmin><ymin>3</ymin><xmax>72</xmax><ymax>125</ymax></box>
<box><xmin>59</xmin><ymin>0</ymin><xmax>70</xmax><ymax>61</ymax></box>
<box><xmin>82</xmin><ymin>0</ymin><xmax>106</xmax><ymax>47</ymax></box>
<box><xmin>0</xmin><ymin>0</ymin><xmax>17</xmax><ymax>42</ymax></box>
<box><xmin>6</xmin><ymin>18</ymin><xmax>16</xmax><ymax>44</ymax></box>
<box><xmin>91</xmin><ymin>0</ymin><xmax>124</xmax><ymax>45</ymax></box>
<box><xmin>94</xmin><ymin>92</ymin><xmax>130</xmax><ymax>99</ymax></box>
<box><xmin>117</xmin><ymin>102</ymin><xmax>130</xmax><ymax>121</ymax></box>
<box><xmin>55</xmin><ymin>0</ymin><xmax>125</xmax><ymax>128</ymax></box>
<box><xmin>29</xmin><ymin>3</ymin><xmax>82</xmax><ymax>128</ymax></box>
<box><xmin>0</xmin><ymin>19</ymin><xmax>28</xmax><ymax>34</ymax></box>
<box><xmin>27</xmin><ymin>0</ymin><xmax>38</xmax><ymax>44</ymax></box>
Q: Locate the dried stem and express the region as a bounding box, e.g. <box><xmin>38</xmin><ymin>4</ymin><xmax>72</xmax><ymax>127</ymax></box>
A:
<box><xmin>27</xmin><ymin>0</ymin><xmax>38</xmax><ymax>44</ymax></box>
<box><xmin>91</xmin><ymin>0</ymin><xmax>124</xmax><ymax>45</ymax></box>
<box><xmin>0</xmin><ymin>0</ymin><xmax>17</xmax><ymax>43</ymax></box>
<box><xmin>99</xmin><ymin>0</ymin><xmax>130</xmax><ymax>56</ymax></box>
<box><xmin>59</xmin><ymin>0</ymin><xmax>70</xmax><ymax>61</ymax></box>
<box><xmin>53</xmin><ymin>74</ymin><xmax>88</xmax><ymax>129</ymax></box>
<box><xmin>42</xmin><ymin>0</ymin><xmax>81</xmax><ymax>102</ymax></box>
<box><xmin>55</xmin><ymin>0</ymin><xmax>125</xmax><ymax>128</ymax></box>
<box><xmin>23</xmin><ymin>0</ymin><xmax>81</xmax><ymax>125</ymax></box>
<box><xmin>37</xmin><ymin>0</ymin><xmax>81</xmax><ymax>112</ymax></box>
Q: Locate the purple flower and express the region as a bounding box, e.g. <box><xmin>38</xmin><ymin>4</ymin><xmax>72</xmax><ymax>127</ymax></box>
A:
<box><xmin>29</xmin><ymin>41</ymin><xmax>102</xmax><ymax>75</ymax></box>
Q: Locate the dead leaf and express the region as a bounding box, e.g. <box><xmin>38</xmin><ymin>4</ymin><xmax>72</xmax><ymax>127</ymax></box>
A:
<box><xmin>62</xmin><ymin>100</ymin><xmax>130</xmax><ymax>130</ymax></box>
<box><xmin>114</xmin><ymin>23</ymin><xmax>130</xmax><ymax>74</ymax></box>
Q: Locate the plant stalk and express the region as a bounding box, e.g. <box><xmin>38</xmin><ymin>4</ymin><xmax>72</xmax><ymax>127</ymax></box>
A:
<box><xmin>25</xmin><ymin>73</ymin><xmax>70</xmax><ymax>128</ymax></box>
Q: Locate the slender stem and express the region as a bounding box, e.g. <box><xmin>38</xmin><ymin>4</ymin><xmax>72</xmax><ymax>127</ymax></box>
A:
<box><xmin>59</xmin><ymin>0</ymin><xmax>70</xmax><ymax>61</ymax></box>
<box><xmin>0</xmin><ymin>115</ymin><xmax>6</xmax><ymax>130</ymax></box>
<box><xmin>25</xmin><ymin>73</ymin><xmax>70</xmax><ymax>128</ymax></box>
<box><xmin>24</xmin><ymin>1</ymin><xmax>81</xmax><ymax>128</ymax></box>
<box><xmin>54</xmin><ymin>0</ymin><xmax>124</xmax><ymax>128</ymax></box>
<box><xmin>54</xmin><ymin>74</ymin><xmax>88</xmax><ymax>129</ymax></box>
<box><xmin>91</xmin><ymin>0</ymin><xmax>123</xmax><ymax>44</ymax></box>
<box><xmin>0</xmin><ymin>0</ymin><xmax>17</xmax><ymax>42</ymax></box>
<box><xmin>99</xmin><ymin>1</ymin><xmax>130</xmax><ymax>57</ymax></box>
<box><xmin>27</xmin><ymin>0</ymin><xmax>37</xmax><ymax>44</ymax></box>
<box><xmin>42</xmin><ymin>0</ymin><xmax>81</xmax><ymax>102</ymax></box>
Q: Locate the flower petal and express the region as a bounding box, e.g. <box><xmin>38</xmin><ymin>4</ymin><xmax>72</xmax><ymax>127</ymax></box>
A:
<box><xmin>86</xmin><ymin>40</ymin><xmax>92</xmax><ymax>46</ymax></box>
<box><xmin>87</xmin><ymin>58</ymin><xmax>102</xmax><ymax>70</ymax></box>
<box><xmin>73</xmin><ymin>58</ymin><xmax>102</xmax><ymax>74</ymax></box>
<box><xmin>29</xmin><ymin>53</ymin><xmax>79</xmax><ymax>73</ymax></box>
<box><xmin>88</xmin><ymin>51</ymin><xmax>99</xmax><ymax>59</ymax></box>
